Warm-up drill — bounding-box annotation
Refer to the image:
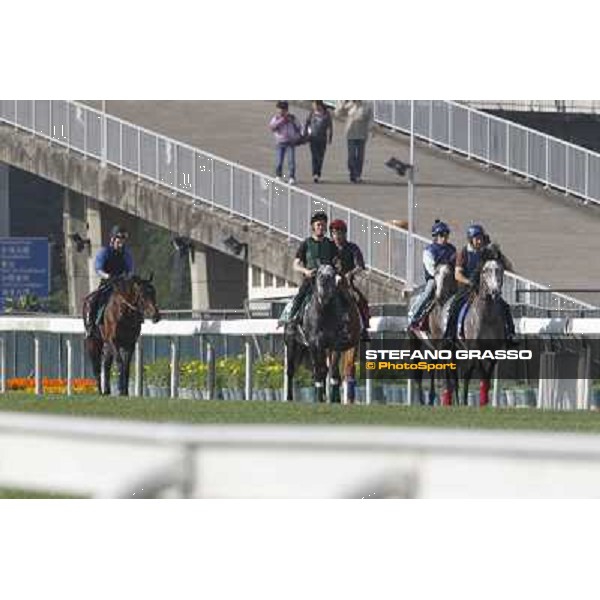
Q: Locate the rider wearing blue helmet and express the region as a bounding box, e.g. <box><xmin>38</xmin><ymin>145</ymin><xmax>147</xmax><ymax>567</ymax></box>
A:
<box><xmin>408</xmin><ymin>220</ymin><xmax>456</xmax><ymax>332</ymax></box>
<box><xmin>83</xmin><ymin>225</ymin><xmax>135</xmax><ymax>338</ymax></box>
<box><xmin>444</xmin><ymin>223</ymin><xmax>515</xmax><ymax>340</ymax></box>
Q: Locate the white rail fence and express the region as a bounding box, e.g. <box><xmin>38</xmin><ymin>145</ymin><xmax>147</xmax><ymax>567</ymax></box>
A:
<box><xmin>0</xmin><ymin>100</ymin><xmax>592</xmax><ymax>312</ymax></box>
<box><xmin>369</xmin><ymin>100</ymin><xmax>600</xmax><ymax>208</ymax></box>
<box><xmin>1</xmin><ymin>316</ymin><xmax>599</xmax><ymax>408</ymax></box>
<box><xmin>4</xmin><ymin>413</ymin><xmax>600</xmax><ymax>497</ymax></box>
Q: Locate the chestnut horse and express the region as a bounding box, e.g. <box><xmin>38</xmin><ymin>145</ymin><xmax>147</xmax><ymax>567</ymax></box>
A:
<box><xmin>84</xmin><ymin>275</ymin><xmax>161</xmax><ymax>395</ymax></box>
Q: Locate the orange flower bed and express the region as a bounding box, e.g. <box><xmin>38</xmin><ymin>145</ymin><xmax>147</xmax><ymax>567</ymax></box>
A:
<box><xmin>6</xmin><ymin>378</ymin><xmax>97</xmax><ymax>394</ymax></box>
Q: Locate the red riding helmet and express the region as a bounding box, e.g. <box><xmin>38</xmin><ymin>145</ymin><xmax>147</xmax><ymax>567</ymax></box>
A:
<box><xmin>329</xmin><ymin>219</ymin><xmax>347</xmax><ymax>233</ymax></box>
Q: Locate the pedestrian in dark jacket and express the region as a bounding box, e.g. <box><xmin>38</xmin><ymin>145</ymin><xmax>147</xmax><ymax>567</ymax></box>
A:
<box><xmin>305</xmin><ymin>100</ymin><xmax>333</xmax><ymax>183</ymax></box>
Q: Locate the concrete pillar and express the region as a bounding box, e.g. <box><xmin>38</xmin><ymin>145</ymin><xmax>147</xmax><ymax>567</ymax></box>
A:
<box><xmin>63</xmin><ymin>190</ymin><xmax>90</xmax><ymax>315</ymax></box>
<box><xmin>0</xmin><ymin>163</ymin><xmax>9</xmax><ymax>237</ymax></box>
<box><xmin>189</xmin><ymin>244</ymin><xmax>210</xmax><ymax>314</ymax></box>
<box><xmin>86</xmin><ymin>197</ymin><xmax>103</xmax><ymax>291</ymax></box>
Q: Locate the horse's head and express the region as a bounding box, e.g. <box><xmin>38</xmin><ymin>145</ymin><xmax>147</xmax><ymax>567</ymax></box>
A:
<box><xmin>315</xmin><ymin>264</ymin><xmax>338</xmax><ymax>305</ymax></box>
<box><xmin>131</xmin><ymin>274</ymin><xmax>161</xmax><ymax>323</ymax></box>
<box><xmin>479</xmin><ymin>254</ymin><xmax>504</xmax><ymax>300</ymax></box>
<box><xmin>434</xmin><ymin>262</ymin><xmax>455</xmax><ymax>302</ymax></box>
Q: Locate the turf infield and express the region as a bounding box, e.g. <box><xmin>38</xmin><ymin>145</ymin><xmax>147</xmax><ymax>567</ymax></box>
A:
<box><xmin>1</xmin><ymin>392</ymin><xmax>600</xmax><ymax>433</ymax></box>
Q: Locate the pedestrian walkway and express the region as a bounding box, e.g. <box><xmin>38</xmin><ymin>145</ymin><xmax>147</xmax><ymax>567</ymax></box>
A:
<box><xmin>83</xmin><ymin>101</ymin><xmax>600</xmax><ymax>305</ymax></box>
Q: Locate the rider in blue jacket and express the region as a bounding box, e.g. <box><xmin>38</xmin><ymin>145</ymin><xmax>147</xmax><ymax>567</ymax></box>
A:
<box><xmin>84</xmin><ymin>225</ymin><xmax>134</xmax><ymax>337</ymax></box>
<box><xmin>408</xmin><ymin>220</ymin><xmax>456</xmax><ymax>332</ymax></box>
<box><xmin>444</xmin><ymin>224</ymin><xmax>515</xmax><ymax>340</ymax></box>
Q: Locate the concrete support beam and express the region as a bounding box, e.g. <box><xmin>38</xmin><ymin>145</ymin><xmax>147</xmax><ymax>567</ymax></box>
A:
<box><xmin>85</xmin><ymin>197</ymin><xmax>103</xmax><ymax>292</ymax></box>
<box><xmin>0</xmin><ymin>163</ymin><xmax>9</xmax><ymax>237</ymax></box>
<box><xmin>0</xmin><ymin>125</ymin><xmax>408</xmax><ymax>306</ymax></box>
<box><xmin>63</xmin><ymin>190</ymin><xmax>90</xmax><ymax>316</ymax></box>
<box><xmin>189</xmin><ymin>244</ymin><xmax>210</xmax><ymax>314</ymax></box>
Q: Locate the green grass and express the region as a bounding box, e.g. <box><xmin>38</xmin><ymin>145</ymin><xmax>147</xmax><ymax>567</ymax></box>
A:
<box><xmin>1</xmin><ymin>392</ymin><xmax>600</xmax><ymax>433</ymax></box>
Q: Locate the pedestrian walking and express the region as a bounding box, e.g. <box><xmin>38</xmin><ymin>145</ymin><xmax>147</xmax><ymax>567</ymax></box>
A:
<box><xmin>305</xmin><ymin>100</ymin><xmax>333</xmax><ymax>183</ymax></box>
<box><xmin>268</xmin><ymin>101</ymin><xmax>303</xmax><ymax>185</ymax></box>
<box><xmin>335</xmin><ymin>100</ymin><xmax>373</xmax><ymax>183</ymax></box>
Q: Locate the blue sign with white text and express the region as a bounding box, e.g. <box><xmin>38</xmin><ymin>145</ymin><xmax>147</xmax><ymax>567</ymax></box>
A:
<box><xmin>0</xmin><ymin>238</ymin><xmax>50</xmax><ymax>311</ymax></box>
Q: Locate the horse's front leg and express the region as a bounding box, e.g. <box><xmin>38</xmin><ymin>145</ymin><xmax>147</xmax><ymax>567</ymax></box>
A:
<box><xmin>342</xmin><ymin>348</ymin><xmax>357</xmax><ymax>405</ymax></box>
<box><xmin>310</xmin><ymin>345</ymin><xmax>327</xmax><ymax>403</ymax></box>
<box><xmin>328</xmin><ymin>350</ymin><xmax>341</xmax><ymax>404</ymax></box>
<box><xmin>101</xmin><ymin>343</ymin><xmax>114</xmax><ymax>396</ymax></box>
<box><xmin>117</xmin><ymin>346</ymin><xmax>134</xmax><ymax>396</ymax></box>
<box><xmin>479</xmin><ymin>360</ymin><xmax>495</xmax><ymax>407</ymax></box>
<box><xmin>285</xmin><ymin>340</ymin><xmax>295</xmax><ymax>402</ymax></box>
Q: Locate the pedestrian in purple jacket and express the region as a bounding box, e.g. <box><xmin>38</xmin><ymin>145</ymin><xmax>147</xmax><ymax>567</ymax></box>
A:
<box><xmin>268</xmin><ymin>101</ymin><xmax>303</xmax><ymax>185</ymax></box>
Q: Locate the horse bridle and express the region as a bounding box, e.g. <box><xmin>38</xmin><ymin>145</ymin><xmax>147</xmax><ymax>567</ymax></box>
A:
<box><xmin>115</xmin><ymin>282</ymin><xmax>147</xmax><ymax>318</ymax></box>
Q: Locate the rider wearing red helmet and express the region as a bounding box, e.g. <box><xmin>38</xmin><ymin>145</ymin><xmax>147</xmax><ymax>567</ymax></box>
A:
<box><xmin>328</xmin><ymin>218</ymin><xmax>371</xmax><ymax>339</ymax></box>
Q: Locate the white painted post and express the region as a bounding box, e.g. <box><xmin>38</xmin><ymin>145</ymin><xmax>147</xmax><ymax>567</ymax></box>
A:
<box><xmin>170</xmin><ymin>338</ymin><xmax>179</xmax><ymax>399</ymax></box>
<box><xmin>0</xmin><ymin>336</ymin><xmax>6</xmax><ymax>394</ymax></box>
<box><xmin>467</xmin><ymin>109</ymin><xmax>471</xmax><ymax>159</ymax></box>
<box><xmin>135</xmin><ymin>341</ymin><xmax>143</xmax><ymax>397</ymax></box>
<box><xmin>365</xmin><ymin>375</ymin><xmax>372</xmax><ymax>406</ymax></box>
<box><xmin>101</xmin><ymin>100</ymin><xmax>107</xmax><ymax>166</ymax></box>
<box><xmin>545</xmin><ymin>137</ymin><xmax>550</xmax><ymax>187</ymax></box>
<box><xmin>66</xmin><ymin>337</ymin><xmax>73</xmax><ymax>396</ymax></box>
<box><xmin>34</xmin><ymin>335</ymin><xmax>42</xmax><ymax>395</ymax></box>
<box><xmin>245</xmin><ymin>340</ymin><xmax>253</xmax><ymax>401</ymax></box>
<box><xmin>565</xmin><ymin>146</ymin><xmax>569</xmax><ymax>194</ymax></box>
<box><xmin>406</xmin><ymin>100</ymin><xmax>416</xmax><ymax>289</ymax></box>
<box><xmin>283</xmin><ymin>343</ymin><xmax>289</xmax><ymax>402</ymax></box>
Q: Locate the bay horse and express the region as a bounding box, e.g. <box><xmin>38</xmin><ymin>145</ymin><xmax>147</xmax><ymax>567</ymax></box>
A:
<box><xmin>408</xmin><ymin>262</ymin><xmax>458</xmax><ymax>405</ymax></box>
<box><xmin>457</xmin><ymin>245</ymin><xmax>510</xmax><ymax>407</ymax></box>
<box><xmin>84</xmin><ymin>274</ymin><xmax>161</xmax><ymax>395</ymax></box>
<box><xmin>284</xmin><ymin>264</ymin><xmax>361</xmax><ymax>403</ymax></box>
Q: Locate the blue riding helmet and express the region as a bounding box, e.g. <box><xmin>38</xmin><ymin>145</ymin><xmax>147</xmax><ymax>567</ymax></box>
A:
<box><xmin>110</xmin><ymin>225</ymin><xmax>129</xmax><ymax>239</ymax></box>
<box><xmin>466</xmin><ymin>224</ymin><xmax>485</xmax><ymax>240</ymax></box>
<box><xmin>431</xmin><ymin>220</ymin><xmax>450</xmax><ymax>237</ymax></box>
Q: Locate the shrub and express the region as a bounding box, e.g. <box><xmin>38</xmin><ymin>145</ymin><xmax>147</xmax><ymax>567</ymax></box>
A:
<box><xmin>216</xmin><ymin>355</ymin><xmax>245</xmax><ymax>389</ymax></box>
<box><xmin>254</xmin><ymin>355</ymin><xmax>284</xmax><ymax>389</ymax></box>
<box><xmin>180</xmin><ymin>360</ymin><xmax>208</xmax><ymax>390</ymax></box>
<box><xmin>143</xmin><ymin>358</ymin><xmax>171</xmax><ymax>387</ymax></box>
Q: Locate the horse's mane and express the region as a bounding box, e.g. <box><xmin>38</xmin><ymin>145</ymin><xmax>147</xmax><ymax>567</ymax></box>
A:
<box><xmin>111</xmin><ymin>275</ymin><xmax>146</xmax><ymax>295</ymax></box>
<box><xmin>476</xmin><ymin>244</ymin><xmax>505</xmax><ymax>273</ymax></box>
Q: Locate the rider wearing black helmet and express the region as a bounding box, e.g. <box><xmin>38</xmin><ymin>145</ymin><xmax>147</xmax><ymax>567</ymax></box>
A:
<box><xmin>83</xmin><ymin>225</ymin><xmax>134</xmax><ymax>338</ymax></box>
<box><xmin>280</xmin><ymin>211</ymin><xmax>338</xmax><ymax>326</ymax></box>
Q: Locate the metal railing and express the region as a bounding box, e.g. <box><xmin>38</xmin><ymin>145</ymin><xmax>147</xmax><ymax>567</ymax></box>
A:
<box><xmin>369</xmin><ymin>100</ymin><xmax>600</xmax><ymax>208</ymax></box>
<box><xmin>0</xmin><ymin>100</ymin><xmax>594</xmax><ymax>311</ymax></box>
<box><xmin>461</xmin><ymin>100</ymin><xmax>600</xmax><ymax>114</ymax></box>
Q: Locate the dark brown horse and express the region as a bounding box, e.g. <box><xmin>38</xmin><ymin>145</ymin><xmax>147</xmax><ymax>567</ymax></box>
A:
<box><xmin>84</xmin><ymin>275</ymin><xmax>161</xmax><ymax>395</ymax></box>
<box><xmin>408</xmin><ymin>263</ymin><xmax>458</xmax><ymax>405</ymax></box>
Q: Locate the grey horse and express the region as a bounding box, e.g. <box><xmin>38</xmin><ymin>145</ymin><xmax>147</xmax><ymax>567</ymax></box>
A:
<box><xmin>458</xmin><ymin>246</ymin><xmax>509</xmax><ymax>406</ymax></box>
<box><xmin>284</xmin><ymin>264</ymin><xmax>360</xmax><ymax>403</ymax></box>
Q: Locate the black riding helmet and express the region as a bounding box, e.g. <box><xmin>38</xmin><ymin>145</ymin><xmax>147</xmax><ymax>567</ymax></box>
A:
<box><xmin>310</xmin><ymin>211</ymin><xmax>328</xmax><ymax>225</ymax></box>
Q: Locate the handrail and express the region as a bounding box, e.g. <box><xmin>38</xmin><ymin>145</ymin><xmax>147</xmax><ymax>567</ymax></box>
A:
<box><xmin>0</xmin><ymin>100</ymin><xmax>594</xmax><ymax>311</ymax></box>
<box><xmin>362</xmin><ymin>99</ymin><xmax>600</xmax><ymax>206</ymax></box>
